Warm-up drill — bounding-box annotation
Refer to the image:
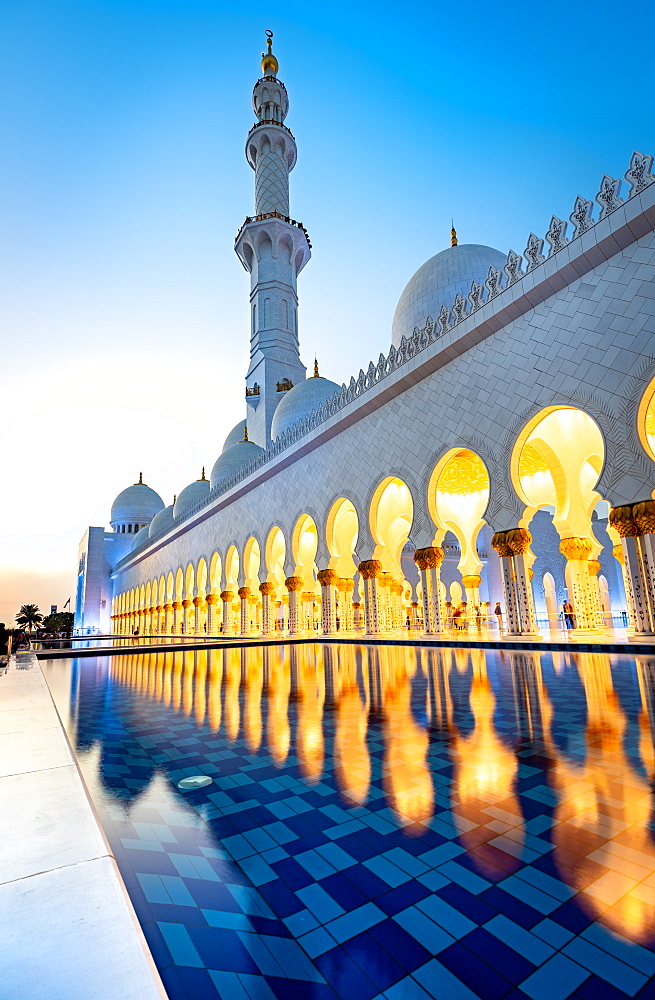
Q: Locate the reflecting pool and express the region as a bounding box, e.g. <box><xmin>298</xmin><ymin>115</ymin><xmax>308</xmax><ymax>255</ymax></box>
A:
<box><xmin>42</xmin><ymin>645</ymin><xmax>655</xmax><ymax>1000</ymax></box>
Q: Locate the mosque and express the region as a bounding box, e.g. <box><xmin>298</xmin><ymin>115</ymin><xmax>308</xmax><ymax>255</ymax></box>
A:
<box><xmin>75</xmin><ymin>35</ymin><xmax>655</xmax><ymax>641</ymax></box>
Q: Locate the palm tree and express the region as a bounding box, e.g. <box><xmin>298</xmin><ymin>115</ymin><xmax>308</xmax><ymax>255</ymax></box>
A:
<box><xmin>15</xmin><ymin>604</ymin><xmax>43</xmax><ymax>634</ymax></box>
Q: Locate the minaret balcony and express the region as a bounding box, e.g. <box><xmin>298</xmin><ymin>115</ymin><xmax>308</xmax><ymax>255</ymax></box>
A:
<box><xmin>247</xmin><ymin>119</ymin><xmax>294</xmax><ymax>140</ymax></box>
<box><xmin>234</xmin><ymin>212</ymin><xmax>312</xmax><ymax>273</ymax></box>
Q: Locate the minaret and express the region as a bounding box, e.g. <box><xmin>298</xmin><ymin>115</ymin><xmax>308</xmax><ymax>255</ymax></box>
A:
<box><xmin>235</xmin><ymin>32</ymin><xmax>310</xmax><ymax>447</ymax></box>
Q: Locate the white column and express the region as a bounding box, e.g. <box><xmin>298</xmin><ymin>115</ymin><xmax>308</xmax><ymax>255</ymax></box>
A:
<box><xmin>285</xmin><ymin>577</ymin><xmax>303</xmax><ymax>635</ymax></box>
<box><xmin>318</xmin><ymin>570</ymin><xmax>338</xmax><ymax>635</ymax></box>
<box><xmin>358</xmin><ymin>561</ymin><xmax>382</xmax><ymax>634</ymax></box>
<box><xmin>414</xmin><ymin>548</ymin><xmax>445</xmax><ymax>635</ymax></box>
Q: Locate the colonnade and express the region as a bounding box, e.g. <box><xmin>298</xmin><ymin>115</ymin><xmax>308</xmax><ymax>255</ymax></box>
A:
<box><xmin>111</xmin><ymin>402</ymin><xmax>655</xmax><ymax>642</ymax></box>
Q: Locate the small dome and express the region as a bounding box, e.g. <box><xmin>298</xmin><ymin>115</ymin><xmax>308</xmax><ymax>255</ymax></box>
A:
<box><xmin>149</xmin><ymin>503</ymin><xmax>174</xmax><ymax>539</ymax></box>
<box><xmin>131</xmin><ymin>525</ymin><xmax>150</xmax><ymax>551</ymax></box>
<box><xmin>174</xmin><ymin>474</ymin><xmax>211</xmax><ymax>521</ymax></box>
<box><xmin>110</xmin><ymin>477</ymin><xmax>165</xmax><ymax>529</ymax></box>
<box><xmin>392</xmin><ymin>243</ymin><xmax>506</xmax><ymax>348</ymax></box>
<box><xmin>271</xmin><ymin>375</ymin><xmax>340</xmax><ymax>441</ymax></box>
<box><xmin>222</xmin><ymin>419</ymin><xmax>247</xmax><ymax>453</ymax></box>
<box><xmin>210</xmin><ymin>439</ymin><xmax>264</xmax><ymax>491</ymax></box>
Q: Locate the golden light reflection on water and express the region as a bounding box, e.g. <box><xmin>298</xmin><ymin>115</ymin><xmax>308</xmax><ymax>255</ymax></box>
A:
<box><xmin>105</xmin><ymin>644</ymin><xmax>655</xmax><ymax>945</ymax></box>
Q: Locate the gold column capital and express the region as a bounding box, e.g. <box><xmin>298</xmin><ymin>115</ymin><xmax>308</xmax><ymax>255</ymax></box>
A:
<box><xmin>634</xmin><ymin>499</ymin><xmax>655</xmax><ymax>535</ymax></box>
<box><xmin>259</xmin><ymin>582</ymin><xmax>275</xmax><ymax>596</ymax></box>
<box><xmin>285</xmin><ymin>576</ymin><xmax>304</xmax><ymax>592</ymax></box>
<box><xmin>588</xmin><ymin>559</ymin><xmax>601</xmax><ymax>576</ymax></box>
<box><xmin>612</xmin><ymin>544</ymin><xmax>625</xmax><ymax>565</ymax></box>
<box><xmin>338</xmin><ymin>577</ymin><xmax>355</xmax><ymax>593</ymax></box>
<box><xmin>491</xmin><ymin>531</ymin><xmax>513</xmax><ymax>557</ymax></box>
<box><xmin>413</xmin><ymin>546</ymin><xmax>444</xmax><ymax>570</ymax></box>
<box><xmin>462</xmin><ymin>574</ymin><xmax>481</xmax><ymax>589</ymax></box>
<box><xmin>317</xmin><ymin>569</ymin><xmax>338</xmax><ymax>586</ymax></box>
<box><xmin>181</xmin><ymin>599</ymin><xmax>192</xmax><ymax>609</ymax></box>
<box><xmin>506</xmin><ymin>527</ymin><xmax>532</xmax><ymax>555</ymax></box>
<box><xmin>172</xmin><ymin>601</ymin><xmax>183</xmax><ymax>610</ymax></box>
<box><xmin>559</xmin><ymin>536</ymin><xmax>592</xmax><ymax>561</ymax></box>
<box><xmin>220</xmin><ymin>590</ymin><xmax>234</xmax><ymax>602</ymax></box>
<box><xmin>238</xmin><ymin>587</ymin><xmax>251</xmax><ymax>599</ymax></box>
<box><xmin>192</xmin><ymin>596</ymin><xmax>203</xmax><ymax>607</ymax></box>
<box><xmin>205</xmin><ymin>594</ymin><xmax>218</xmax><ymax>604</ymax></box>
<box><xmin>609</xmin><ymin>504</ymin><xmax>641</xmax><ymax>538</ymax></box>
<box><xmin>358</xmin><ymin>559</ymin><xmax>382</xmax><ymax>579</ymax></box>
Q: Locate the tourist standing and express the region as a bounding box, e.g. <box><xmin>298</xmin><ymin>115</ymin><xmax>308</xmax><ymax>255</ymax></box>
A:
<box><xmin>494</xmin><ymin>602</ymin><xmax>504</xmax><ymax>633</ymax></box>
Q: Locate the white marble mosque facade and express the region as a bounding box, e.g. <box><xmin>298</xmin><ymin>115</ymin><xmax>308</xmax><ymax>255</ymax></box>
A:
<box><xmin>74</xmin><ymin>40</ymin><xmax>655</xmax><ymax>641</ymax></box>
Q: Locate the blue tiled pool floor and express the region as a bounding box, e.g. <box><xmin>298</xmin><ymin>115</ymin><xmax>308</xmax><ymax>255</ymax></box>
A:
<box><xmin>45</xmin><ymin>645</ymin><xmax>655</xmax><ymax>999</ymax></box>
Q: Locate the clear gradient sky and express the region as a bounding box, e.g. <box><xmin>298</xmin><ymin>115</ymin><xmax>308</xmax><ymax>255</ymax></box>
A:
<box><xmin>0</xmin><ymin>0</ymin><xmax>653</xmax><ymax>622</ymax></box>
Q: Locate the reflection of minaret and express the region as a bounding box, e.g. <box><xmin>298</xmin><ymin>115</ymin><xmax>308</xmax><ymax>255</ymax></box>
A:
<box><xmin>235</xmin><ymin>32</ymin><xmax>310</xmax><ymax>446</ymax></box>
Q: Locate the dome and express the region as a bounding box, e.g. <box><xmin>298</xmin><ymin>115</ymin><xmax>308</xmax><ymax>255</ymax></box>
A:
<box><xmin>222</xmin><ymin>419</ymin><xmax>247</xmax><ymax>453</ymax></box>
<box><xmin>131</xmin><ymin>525</ymin><xmax>150</xmax><ymax>551</ymax></box>
<box><xmin>270</xmin><ymin>375</ymin><xmax>340</xmax><ymax>441</ymax></box>
<box><xmin>110</xmin><ymin>477</ymin><xmax>165</xmax><ymax>529</ymax></box>
<box><xmin>391</xmin><ymin>243</ymin><xmax>507</xmax><ymax>348</ymax></box>
<box><xmin>173</xmin><ymin>474</ymin><xmax>211</xmax><ymax>521</ymax></box>
<box><xmin>210</xmin><ymin>439</ymin><xmax>264</xmax><ymax>491</ymax></box>
<box><xmin>148</xmin><ymin>503</ymin><xmax>174</xmax><ymax>539</ymax></box>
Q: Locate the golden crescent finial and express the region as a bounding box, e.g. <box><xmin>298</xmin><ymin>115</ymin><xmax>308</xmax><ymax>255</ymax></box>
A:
<box><xmin>242</xmin><ymin>425</ymin><xmax>249</xmax><ymax>442</ymax></box>
<box><xmin>451</xmin><ymin>222</ymin><xmax>458</xmax><ymax>247</ymax></box>
<box><xmin>313</xmin><ymin>357</ymin><xmax>319</xmax><ymax>378</ymax></box>
<box><xmin>261</xmin><ymin>29</ymin><xmax>278</xmax><ymax>75</ymax></box>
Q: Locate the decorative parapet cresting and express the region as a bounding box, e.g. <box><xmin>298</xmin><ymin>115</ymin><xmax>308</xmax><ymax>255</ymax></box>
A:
<box><xmin>140</xmin><ymin>150</ymin><xmax>655</xmax><ymax>551</ymax></box>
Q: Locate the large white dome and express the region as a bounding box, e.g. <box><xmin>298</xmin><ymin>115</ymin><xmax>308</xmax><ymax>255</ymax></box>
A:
<box><xmin>110</xmin><ymin>480</ymin><xmax>165</xmax><ymax>528</ymax></box>
<box><xmin>149</xmin><ymin>503</ymin><xmax>174</xmax><ymax>539</ymax></box>
<box><xmin>210</xmin><ymin>440</ymin><xmax>264</xmax><ymax>491</ymax></box>
<box><xmin>131</xmin><ymin>525</ymin><xmax>150</xmax><ymax>551</ymax></box>
<box><xmin>271</xmin><ymin>375</ymin><xmax>340</xmax><ymax>441</ymax></box>
<box><xmin>174</xmin><ymin>476</ymin><xmax>210</xmax><ymax>521</ymax></box>
<box><xmin>222</xmin><ymin>419</ymin><xmax>247</xmax><ymax>453</ymax></box>
<box><xmin>392</xmin><ymin>244</ymin><xmax>506</xmax><ymax>348</ymax></box>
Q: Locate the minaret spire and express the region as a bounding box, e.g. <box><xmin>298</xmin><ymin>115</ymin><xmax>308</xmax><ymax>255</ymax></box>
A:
<box><xmin>234</xmin><ymin>33</ymin><xmax>311</xmax><ymax>447</ymax></box>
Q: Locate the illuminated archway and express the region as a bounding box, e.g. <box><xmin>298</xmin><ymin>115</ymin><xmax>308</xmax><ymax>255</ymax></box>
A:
<box><xmin>428</xmin><ymin>449</ymin><xmax>490</xmax><ymax>617</ymax></box>
<box><xmin>369</xmin><ymin>478</ymin><xmax>413</xmax><ymax>631</ymax></box>
<box><xmin>291</xmin><ymin>515</ymin><xmax>318</xmax><ymax>633</ymax></box>
<box><xmin>512</xmin><ymin>406</ymin><xmax>606</xmax><ymax>630</ymax></box>
<box><xmin>325</xmin><ymin>498</ymin><xmax>359</xmax><ymax>632</ymax></box>
<box><xmin>638</xmin><ymin>376</ymin><xmax>655</xmax><ymax>464</ymax></box>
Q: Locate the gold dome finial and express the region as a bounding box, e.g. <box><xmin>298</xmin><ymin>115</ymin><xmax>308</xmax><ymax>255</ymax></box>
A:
<box><xmin>451</xmin><ymin>221</ymin><xmax>458</xmax><ymax>247</ymax></box>
<box><xmin>135</xmin><ymin>471</ymin><xmax>143</xmax><ymax>485</ymax></box>
<box><xmin>261</xmin><ymin>29</ymin><xmax>279</xmax><ymax>76</ymax></box>
<box><xmin>313</xmin><ymin>357</ymin><xmax>320</xmax><ymax>378</ymax></box>
<box><xmin>242</xmin><ymin>425</ymin><xmax>249</xmax><ymax>442</ymax></box>
<box><xmin>200</xmin><ymin>466</ymin><xmax>206</xmax><ymax>480</ymax></box>
<box><xmin>173</xmin><ymin>494</ymin><xmax>177</xmax><ymax>505</ymax></box>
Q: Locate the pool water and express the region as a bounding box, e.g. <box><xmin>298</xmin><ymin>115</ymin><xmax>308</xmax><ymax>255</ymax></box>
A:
<box><xmin>42</xmin><ymin>645</ymin><xmax>655</xmax><ymax>1000</ymax></box>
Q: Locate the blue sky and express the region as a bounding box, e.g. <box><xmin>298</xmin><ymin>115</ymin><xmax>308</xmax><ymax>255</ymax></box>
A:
<box><xmin>0</xmin><ymin>0</ymin><xmax>652</xmax><ymax>617</ymax></box>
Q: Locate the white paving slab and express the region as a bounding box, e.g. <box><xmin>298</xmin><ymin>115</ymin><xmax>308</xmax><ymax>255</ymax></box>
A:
<box><xmin>0</xmin><ymin>764</ymin><xmax>109</xmax><ymax>885</ymax></box>
<box><xmin>0</xmin><ymin>856</ymin><xmax>166</xmax><ymax>1000</ymax></box>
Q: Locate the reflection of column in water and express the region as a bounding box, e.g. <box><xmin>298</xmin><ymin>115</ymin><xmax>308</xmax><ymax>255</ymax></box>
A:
<box><xmin>296</xmin><ymin>645</ymin><xmax>325</xmax><ymax>783</ymax></box>
<box><xmin>195</xmin><ymin>650</ymin><xmax>208</xmax><ymax>728</ymax></box>
<box><xmin>207</xmin><ymin>648</ymin><xmax>223</xmax><ymax>733</ymax></box>
<box><xmin>172</xmin><ymin>651</ymin><xmax>184</xmax><ymax>712</ymax></box>
<box><xmin>381</xmin><ymin>660</ymin><xmax>433</xmax><ymax>835</ymax></box>
<box><xmin>224</xmin><ymin>648</ymin><xmax>242</xmax><ymax>742</ymax></box>
<box><xmin>549</xmin><ymin>652</ymin><xmax>655</xmax><ymax>944</ymax></box>
<box><xmin>182</xmin><ymin>650</ymin><xmax>195</xmax><ymax>717</ymax></box>
<box><xmin>162</xmin><ymin>651</ymin><xmax>173</xmax><ymax>708</ymax></box>
<box><xmin>267</xmin><ymin>645</ymin><xmax>290</xmax><ymax>766</ymax></box>
<box><xmin>243</xmin><ymin>647</ymin><xmax>264</xmax><ymax>751</ymax></box>
<box><xmin>333</xmin><ymin>646</ymin><xmax>370</xmax><ymax>807</ymax></box>
<box><xmin>508</xmin><ymin>652</ymin><xmax>546</xmax><ymax>742</ymax></box>
<box><xmin>451</xmin><ymin>661</ymin><xmax>523</xmax><ymax>879</ymax></box>
<box><xmin>425</xmin><ymin>649</ymin><xmax>452</xmax><ymax>733</ymax></box>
